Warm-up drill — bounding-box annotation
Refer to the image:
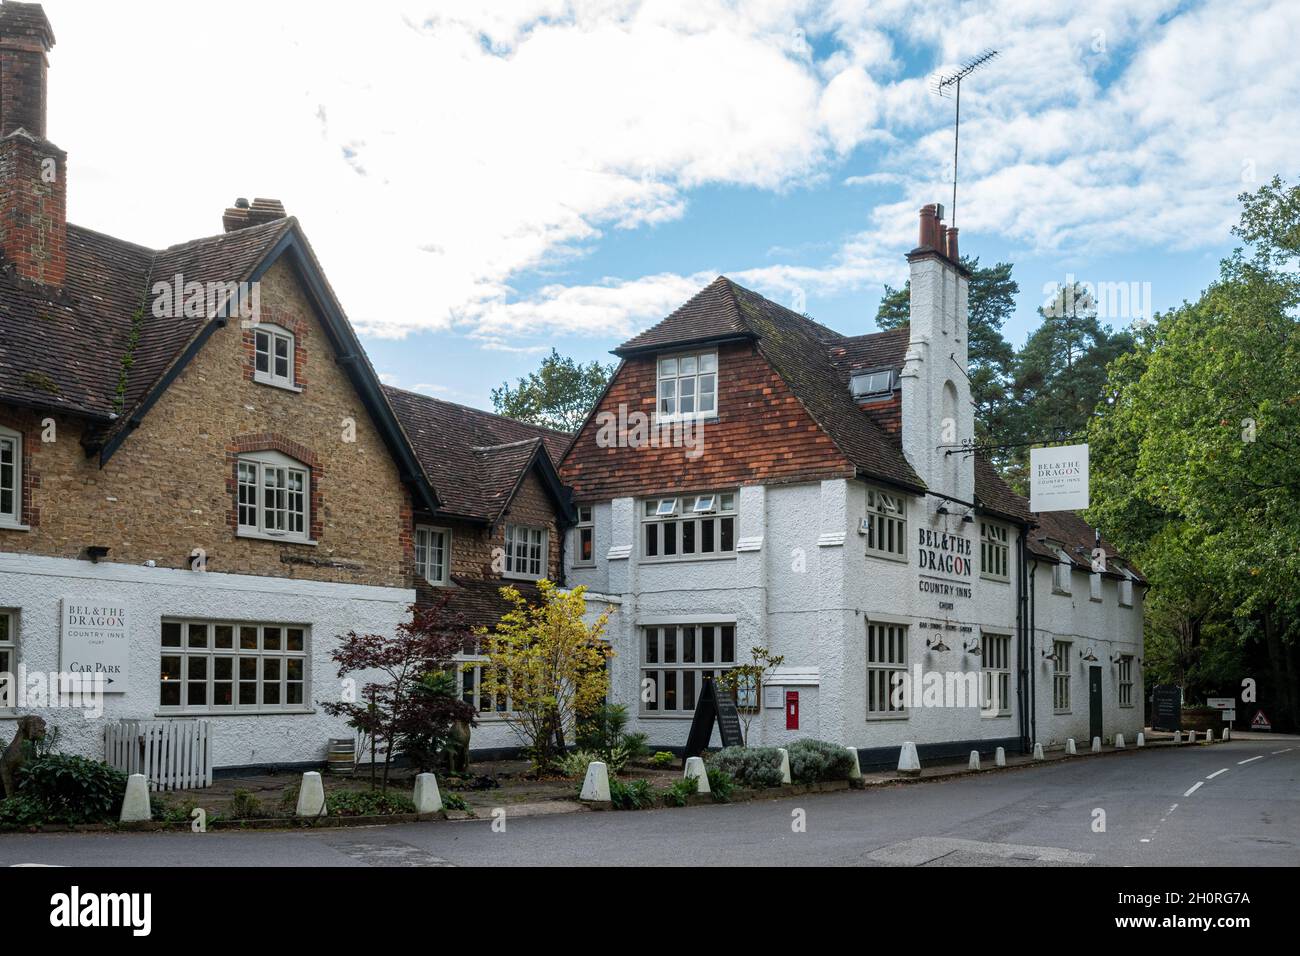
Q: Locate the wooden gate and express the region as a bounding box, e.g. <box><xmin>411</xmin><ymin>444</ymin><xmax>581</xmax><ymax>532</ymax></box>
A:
<box><xmin>105</xmin><ymin>720</ymin><xmax>213</xmax><ymax>791</ymax></box>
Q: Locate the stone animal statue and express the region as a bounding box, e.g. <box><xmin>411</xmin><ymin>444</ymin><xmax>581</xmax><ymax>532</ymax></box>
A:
<box><xmin>0</xmin><ymin>715</ymin><xmax>46</xmax><ymax>798</ymax></box>
<box><xmin>445</xmin><ymin>719</ymin><xmax>471</xmax><ymax>774</ymax></box>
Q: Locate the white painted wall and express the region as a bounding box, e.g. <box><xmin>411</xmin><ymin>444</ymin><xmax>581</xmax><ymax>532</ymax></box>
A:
<box><xmin>0</xmin><ymin>553</ymin><xmax>412</xmax><ymax>769</ymax></box>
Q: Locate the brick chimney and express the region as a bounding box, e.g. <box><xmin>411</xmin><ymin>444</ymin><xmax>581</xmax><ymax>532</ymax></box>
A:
<box><xmin>222</xmin><ymin>197</ymin><xmax>287</xmax><ymax>232</ymax></box>
<box><xmin>0</xmin><ymin>1</ymin><xmax>64</xmax><ymax>287</ymax></box>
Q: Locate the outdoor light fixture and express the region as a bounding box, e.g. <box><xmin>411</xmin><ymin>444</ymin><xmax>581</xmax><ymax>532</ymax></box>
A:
<box><xmin>926</xmin><ymin>637</ymin><xmax>951</xmax><ymax>652</ymax></box>
<box><xmin>1080</xmin><ymin>648</ymin><xmax>1099</xmax><ymax>662</ymax></box>
<box><xmin>936</xmin><ymin>504</ymin><xmax>950</xmax><ymax>516</ymax></box>
<box><xmin>963</xmin><ymin>640</ymin><xmax>982</xmax><ymax>655</ymax></box>
<box><xmin>961</xmin><ymin>510</ymin><xmax>975</xmax><ymax>523</ymax></box>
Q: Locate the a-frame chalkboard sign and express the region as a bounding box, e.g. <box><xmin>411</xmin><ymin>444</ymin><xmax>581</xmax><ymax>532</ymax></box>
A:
<box><xmin>684</xmin><ymin>677</ymin><xmax>745</xmax><ymax>757</ymax></box>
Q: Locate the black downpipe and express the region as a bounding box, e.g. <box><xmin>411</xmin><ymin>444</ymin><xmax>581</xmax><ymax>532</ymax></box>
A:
<box><xmin>1028</xmin><ymin>556</ymin><xmax>1038</xmax><ymax>750</ymax></box>
<box><xmin>1016</xmin><ymin>532</ymin><xmax>1029</xmax><ymax>753</ymax></box>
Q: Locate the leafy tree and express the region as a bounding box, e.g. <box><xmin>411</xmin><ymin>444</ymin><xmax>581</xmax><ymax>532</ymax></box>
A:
<box><xmin>876</xmin><ymin>257</ymin><xmax>1018</xmax><ymax>445</ymax></box>
<box><xmin>322</xmin><ymin>596</ymin><xmax>477</xmax><ymax>790</ymax></box>
<box><xmin>714</xmin><ymin>646</ymin><xmax>785</xmax><ymax>742</ymax></box>
<box><xmin>1088</xmin><ymin>176</ymin><xmax>1300</xmax><ymax>727</ymax></box>
<box><xmin>491</xmin><ymin>348</ymin><xmax>615</xmax><ymax>432</ymax></box>
<box><xmin>477</xmin><ymin>580</ymin><xmax>613</xmax><ymax>771</ymax></box>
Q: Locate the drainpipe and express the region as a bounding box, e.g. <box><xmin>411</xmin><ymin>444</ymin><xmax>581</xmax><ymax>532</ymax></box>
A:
<box><xmin>1016</xmin><ymin>531</ymin><xmax>1029</xmax><ymax>752</ymax></box>
<box><xmin>1028</xmin><ymin>555</ymin><xmax>1038</xmax><ymax>750</ymax></box>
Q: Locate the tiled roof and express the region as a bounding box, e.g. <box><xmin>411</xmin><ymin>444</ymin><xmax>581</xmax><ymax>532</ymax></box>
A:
<box><xmin>825</xmin><ymin>325</ymin><xmax>911</xmax><ymax>375</ymax></box>
<box><xmin>383</xmin><ymin>385</ymin><xmax>571</xmax><ymax>522</ymax></box>
<box><xmin>0</xmin><ymin>218</ymin><xmax>291</xmax><ymax>422</ymax></box>
<box><xmin>1027</xmin><ymin>509</ymin><xmax>1143</xmax><ymax>581</ymax></box>
<box><xmin>417</xmin><ymin>575</ymin><xmax>544</xmax><ymax>632</ymax></box>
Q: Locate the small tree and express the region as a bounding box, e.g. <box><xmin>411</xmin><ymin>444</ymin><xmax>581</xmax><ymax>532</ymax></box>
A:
<box><xmin>322</xmin><ymin>596</ymin><xmax>477</xmax><ymax>791</ymax></box>
<box><xmin>477</xmin><ymin>580</ymin><xmax>612</xmax><ymax>771</ymax></box>
<box><xmin>715</xmin><ymin>646</ymin><xmax>785</xmax><ymax>743</ymax></box>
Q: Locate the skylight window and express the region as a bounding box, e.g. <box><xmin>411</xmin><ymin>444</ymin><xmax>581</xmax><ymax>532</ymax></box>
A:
<box><xmin>850</xmin><ymin>369</ymin><xmax>895</xmax><ymax>399</ymax></box>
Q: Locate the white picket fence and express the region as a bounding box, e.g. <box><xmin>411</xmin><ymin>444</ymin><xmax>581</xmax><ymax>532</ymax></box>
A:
<box><xmin>104</xmin><ymin>720</ymin><xmax>213</xmax><ymax>791</ymax></box>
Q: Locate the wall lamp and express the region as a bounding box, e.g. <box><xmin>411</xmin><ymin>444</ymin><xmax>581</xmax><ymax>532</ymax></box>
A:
<box><xmin>962</xmin><ymin>639</ymin><xmax>982</xmax><ymax>656</ymax></box>
<box><xmin>926</xmin><ymin>637</ymin><xmax>951</xmax><ymax>653</ymax></box>
<box><xmin>1079</xmin><ymin>647</ymin><xmax>1099</xmax><ymax>663</ymax></box>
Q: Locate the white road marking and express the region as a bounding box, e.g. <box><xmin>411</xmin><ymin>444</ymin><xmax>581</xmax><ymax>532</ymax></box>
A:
<box><xmin>1206</xmin><ymin>768</ymin><xmax>1228</xmax><ymax>779</ymax></box>
<box><xmin>1271</xmin><ymin>748</ymin><xmax>1292</xmax><ymax>755</ymax></box>
<box><xmin>1183</xmin><ymin>782</ymin><xmax>1203</xmax><ymax>797</ymax></box>
<box><xmin>1238</xmin><ymin>755</ymin><xmax>1264</xmax><ymax>765</ymax></box>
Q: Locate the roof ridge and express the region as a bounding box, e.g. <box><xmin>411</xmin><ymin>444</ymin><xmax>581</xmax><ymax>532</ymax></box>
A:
<box><xmin>381</xmin><ymin>384</ymin><xmax>574</xmax><ymax>438</ymax></box>
<box><xmin>471</xmin><ymin>437</ymin><xmax>542</xmax><ymax>453</ymax></box>
<box><xmin>66</xmin><ymin>222</ymin><xmax>159</xmax><ymax>255</ymax></box>
<box><xmin>153</xmin><ymin>216</ymin><xmax>296</xmax><ymax>257</ymax></box>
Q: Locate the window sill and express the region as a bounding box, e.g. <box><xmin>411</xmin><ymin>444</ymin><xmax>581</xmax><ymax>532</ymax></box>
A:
<box><xmin>637</xmin><ymin>713</ymin><xmax>694</xmax><ymax>719</ymax></box>
<box><xmin>980</xmin><ymin>574</ymin><xmax>1010</xmax><ymax>584</ymax></box>
<box><xmin>155</xmin><ymin>708</ymin><xmax>316</xmax><ymax>718</ymax></box>
<box><xmin>865</xmin><ymin>551</ymin><xmax>908</xmax><ymax>564</ymax></box>
<box><xmin>867</xmin><ymin>712</ymin><xmax>909</xmax><ymax>721</ymax></box>
<box><xmin>639</xmin><ymin>552</ymin><xmax>736</xmax><ymax>565</ymax></box>
<box><xmin>502</xmin><ymin>572</ymin><xmax>544</xmax><ymax>582</ymax></box>
<box><xmin>1053</xmin><ymin>710</ymin><xmax>1071</xmax><ymax>716</ymax></box>
<box><xmin>252</xmin><ymin>375</ymin><xmax>303</xmax><ymax>393</ymax></box>
<box><xmin>1052</xmin><ymin>588</ymin><xmax>1072</xmax><ymax>597</ymax></box>
<box><xmin>237</xmin><ymin>530</ymin><xmax>318</xmax><ymax>546</ymax></box>
<box><xmin>1089</xmin><ymin>597</ymin><xmax>1103</xmax><ymax>603</ymax></box>
<box><xmin>653</xmin><ymin>412</ymin><xmax>718</xmax><ymax>426</ymax></box>
<box><xmin>0</xmin><ymin>520</ymin><xmax>30</xmax><ymax>532</ymax></box>
<box><xmin>982</xmin><ymin>712</ymin><xmax>1013</xmax><ymax>719</ymax></box>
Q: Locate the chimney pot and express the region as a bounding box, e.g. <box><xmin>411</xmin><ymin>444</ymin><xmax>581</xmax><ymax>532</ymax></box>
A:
<box><xmin>946</xmin><ymin>226</ymin><xmax>959</xmax><ymax>262</ymax></box>
<box><xmin>235</xmin><ymin>197</ymin><xmax>249</xmax><ymax>209</ymax></box>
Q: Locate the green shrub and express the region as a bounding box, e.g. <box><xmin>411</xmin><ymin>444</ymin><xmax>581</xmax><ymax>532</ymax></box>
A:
<box><xmin>557</xmin><ymin>749</ymin><xmax>603</xmax><ymax>779</ymax></box>
<box><xmin>576</xmin><ymin>704</ymin><xmax>648</xmax><ymax>772</ymax></box>
<box><xmin>0</xmin><ymin>794</ymin><xmax>46</xmax><ymax>830</ymax></box>
<box><xmin>152</xmin><ymin>797</ymin><xmax>201</xmax><ymax>824</ymax></box>
<box><xmin>652</xmin><ymin>751</ymin><xmax>675</xmax><ymax>767</ymax></box>
<box><xmin>227</xmin><ymin>789</ymin><xmax>265</xmax><ymax>820</ymax></box>
<box><xmin>278</xmin><ymin>785</ymin><xmax>300</xmax><ymax>815</ymax></box>
<box><xmin>442</xmin><ymin>792</ymin><xmax>469</xmax><ymax>812</ymax></box>
<box><xmin>705</xmin><ymin>768</ymin><xmax>734</xmax><ymax>803</ymax></box>
<box><xmin>706</xmin><ymin>746</ymin><xmax>785</xmax><ymax>789</ymax></box>
<box><xmin>608</xmin><ymin>778</ymin><xmax>655</xmax><ymax>810</ymax></box>
<box><xmin>325</xmin><ymin>788</ymin><xmax>417</xmax><ymax>817</ymax></box>
<box><xmin>16</xmin><ymin>753</ymin><xmax>128</xmax><ymax>824</ymax></box>
<box><xmin>786</xmin><ymin>738</ymin><xmax>855</xmax><ymax>783</ymax></box>
<box><xmin>661</xmin><ymin>778</ymin><xmax>697</xmax><ymax>808</ymax></box>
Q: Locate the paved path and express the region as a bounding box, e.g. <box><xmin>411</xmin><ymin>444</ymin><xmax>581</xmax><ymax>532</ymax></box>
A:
<box><xmin>2</xmin><ymin>738</ymin><xmax>1296</xmax><ymax>867</ymax></box>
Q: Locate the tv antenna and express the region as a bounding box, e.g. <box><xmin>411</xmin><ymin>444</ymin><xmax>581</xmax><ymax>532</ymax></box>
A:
<box><xmin>929</xmin><ymin>49</ymin><xmax>999</xmax><ymax>228</ymax></box>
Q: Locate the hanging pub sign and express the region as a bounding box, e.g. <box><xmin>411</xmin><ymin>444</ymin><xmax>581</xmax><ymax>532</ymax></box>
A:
<box><xmin>684</xmin><ymin>677</ymin><xmax>745</xmax><ymax>756</ymax></box>
<box><xmin>1030</xmin><ymin>443</ymin><xmax>1090</xmax><ymax>512</ymax></box>
<box><xmin>60</xmin><ymin>597</ymin><xmax>130</xmax><ymax>693</ymax></box>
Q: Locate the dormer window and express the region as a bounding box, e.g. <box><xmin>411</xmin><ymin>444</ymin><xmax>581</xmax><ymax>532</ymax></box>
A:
<box><xmin>237</xmin><ymin>450</ymin><xmax>311</xmax><ymax>543</ymax></box>
<box><xmin>253</xmin><ymin>324</ymin><xmax>297</xmax><ymax>390</ymax></box>
<box><xmin>657</xmin><ymin>351</ymin><xmax>717</xmax><ymax>420</ymax></box>
<box><xmin>850</xmin><ymin>368</ymin><xmax>896</xmax><ymax>400</ymax></box>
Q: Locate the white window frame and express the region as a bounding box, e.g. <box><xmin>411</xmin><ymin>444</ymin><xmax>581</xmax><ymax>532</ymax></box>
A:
<box><xmin>252</xmin><ymin>323</ymin><xmax>298</xmax><ymax>390</ymax></box>
<box><xmin>980</xmin><ymin>521</ymin><xmax>1009</xmax><ymax>581</ymax></box>
<box><xmin>655</xmin><ymin>350</ymin><xmax>718</xmax><ymax>421</ymax></box>
<box><xmin>456</xmin><ymin>639</ymin><xmax>512</xmax><ymax>718</ymax></box>
<box><xmin>0</xmin><ymin>609</ymin><xmax>16</xmax><ymax>710</ymax></box>
<box><xmin>641</xmin><ymin>491</ymin><xmax>737</xmax><ymax>562</ymax></box>
<box><xmin>0</xmin><ymin>425</ymin><xmax>23</xmax><ymax>529</ymax></box>
<box><xmin>160</xmin><ymin>619</ymin><xmax>309</xmax><ymax>714</ymax></box>
<box><xmin>981</xmin><ymin>632</ymin><xmax>1012</xmax><ymax>716</ymax></box>
<box><xmin>504</xmin><ymin>523</ymin><xmax>547</xmax><ymax>580</ymax></box>
<box><xmin>850</xmin><ymin>368</ymin><xmax>895</xmax><ymax>400</ymax></box>
<box><xmin>1118</xmin><ymin>655</ymin><xmax>1134</xmax><ymax>708</ymax></box>
<box><xmin>1053</xmin><ymin>640</ymin><xmax>1071</xmax><ymax>713</ymax></box>
<box><xmin>236</xmin><ymin>450</ymin><xmax>312</xmax><ymax>544</ymax></box>
<box><xmin>573</xmin><ymin>506</ymin><xmax>595</xmax><ymax>568</ymax></box>
<box><xmin>867</xmin><ymin>621</ymin><xmax>908</xmax><ymax>718</ymax></box>
<box><xmin>414</xmin><ymin>525</ymin><xmax>450</xmax><ymax>586</ymax></box>
<box><xmin>864</xmin><ymin>487</ymin><xmax>907</xmax><ymax>561</ymax></box>
<box><xmin>640</xmin><ymin>623</ymin><xmax>736</xmax><ymax>717</ymax></box>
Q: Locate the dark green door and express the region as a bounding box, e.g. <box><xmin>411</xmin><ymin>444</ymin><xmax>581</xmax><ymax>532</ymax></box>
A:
<box><xmin>1089</xmin><ymin>666</ymin><xmax>1103</xmax><ymax>742</ymax></box>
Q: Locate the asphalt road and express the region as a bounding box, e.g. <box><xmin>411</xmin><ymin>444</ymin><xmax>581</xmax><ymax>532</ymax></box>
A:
<box><xmin>2</xmin><ymin>738</ymin><xmax>1297</xmax><ymax>867</ymax></box>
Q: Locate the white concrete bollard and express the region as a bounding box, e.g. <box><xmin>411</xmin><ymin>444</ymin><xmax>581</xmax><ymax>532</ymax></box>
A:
<box><xmin>897</xmin><ymin>741</ymin><xmax>921</xmax><ymax>776</ymax></box>
<box><xmin>1173</xmin><ymin>731</ymin><xmax>1182</xmax><ymax>744</ymax></box>
<box><xmin>119</xmin><ymin>773</ymin><xmax>151</xmax><ymax>823</ymax></box>
<box><xmin>295</xmin><ymin>771</ymin><xmax>327</xmax><ymax>817</ymax></box>
<box><xmin>1065</xmin><ymin>738</ymin><xmax>1077</xmax><ymax>756</ymax></box>
<box><xmin>683</xmin><ymin>756</ymin><xmax>710</xmax><ymax>794</ymax></box>
<box><xmin>1222</xmin><ymin>727</ymin><xmax>1231</xmax><ymax>741</ymax></box>
<box><xmin>968</xmin><ymin>750</ymin><xmax>981</xmax><ymax>771</ymax></box>
<box><xmin>1137</xmin><ymin>732</ymin><xmax>1146</xmax><ymax>747</ymax></box>
<box><xmin>579</xmin><ymin>761</ymin><xmax>611</xmax><ymax>802</ymax></box>
<box><xmin>845</xmin><ymin>746</ymin><xmax>863</xmax><ymax>781</ymax></box>
<box><xmin>413</xmin><ymin>772</ymin><xmax>444</xmax><ymax>813</ymax></box>
<box><xmin>1091</xmin><ymin>736</ymin><xmax>1101</xmax><ymax>753</ymax></box>
<box><xmin>995</xmin><ymin>746</ymin><xmax>1006</xmax><ymax>768</ymax></box>
<box><xmin>1115</xmin><ymin>733</ymin><xmax>1126</xmax><ymax>750</ymax></box>
<box><xmin>1032</xmin><ymin>742</ymin><xmax>1045</xmax><ymax>761</ymax></box>
<box><xmin>776</xmin><ymin>747</ymin><xmax>793</xmax><ymax>784</ymax></box>
<box><xmin>1205</xmin><ymin>729</ymin><xmax>1214</xmax><ymax>742</ymax></box>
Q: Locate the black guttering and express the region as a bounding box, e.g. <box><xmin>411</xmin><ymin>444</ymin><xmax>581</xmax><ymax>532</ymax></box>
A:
<box><xmin>612</xmin><ymin>332</ymin><xmax>757</xmax><ymax>359</ymax></box>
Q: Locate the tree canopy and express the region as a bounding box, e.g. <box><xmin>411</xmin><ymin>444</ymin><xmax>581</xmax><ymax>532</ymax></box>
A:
<box><xmin>490</xmin><ymin>348</ymin><xmax>615</xmax><ymax>432</ymax></box>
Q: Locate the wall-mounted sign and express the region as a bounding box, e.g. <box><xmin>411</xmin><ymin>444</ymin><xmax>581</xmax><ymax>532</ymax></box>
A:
<box><xmin>917</xmin><ymin>527</ymin><xmax>973</xmax><ymax>600</ymax></box>
<box><xmin>763</xmin><ymin>684</ymin><xmax>783</xmax><ymax>709</ymax></box>
<box><xmin>1030</xmin><ymin>444</ymin><xmax>1089</xmax><ymax>512</ymax></box>
<box><xmin>60</xmin><ymin>598</ymin><xmax>129</xmax><ymax>693</ymax></box>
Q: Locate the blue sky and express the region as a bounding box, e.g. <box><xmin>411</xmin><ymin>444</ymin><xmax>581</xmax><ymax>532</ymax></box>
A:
<box><xmin>48</xmin><ymin>0</ymin><xmax>1299</xmax><ymax>411</ymax></box>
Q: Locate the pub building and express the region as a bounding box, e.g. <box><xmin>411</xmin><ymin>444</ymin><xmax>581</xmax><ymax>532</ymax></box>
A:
<box><xmin>559</xmin><ymin>204</ymin><xmax>1146</xmax><ymax>765</ymax></box>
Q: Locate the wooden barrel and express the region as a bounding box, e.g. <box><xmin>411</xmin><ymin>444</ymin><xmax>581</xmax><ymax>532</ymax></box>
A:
<box><xmin>327</xmin><ymin>737</ymin><xmax>356</xmax><ymax>775</ymax></box>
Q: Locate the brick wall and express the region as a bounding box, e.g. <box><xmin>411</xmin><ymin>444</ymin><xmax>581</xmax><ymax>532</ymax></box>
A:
<box><xmin>0</xmin><ymin>258</ymin><xmax>412</xmax><ymax>588</ymax></box>
<box><xmin>561</xmin><ymin>339</ymin><xmax>852</xmax><ymax>501</ymax></box>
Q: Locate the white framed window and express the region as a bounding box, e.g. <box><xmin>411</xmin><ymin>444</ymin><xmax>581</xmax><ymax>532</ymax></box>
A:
<box><xmin>160</xmin><ymin>619</ymin><xmax>308</xmax><ymax>713</ymax></box>
<box><xmin>980</xmin><ymin>522</ymin><xmax>1009</xmax><ymax>581</ymax></box>
<box><xmin>414</xmin><ymin>525</ymin><xmax>450</xmax><ymax>585</ymax></box>
<box><xmin>850</xmin><ymin>368</ymin><xmax>895</xmax><ymax>400</ymax></box>
<box><xmin>641</xmin><ymin>623</ymin><xmax>735</xmax><ymax>715</ymax></box>
<box><xmin>253</xmin><ymin>324</ymin><xmax>297</xmax><ymax>389</ymax></box>
<box><xmin>456</xmin><ymin>639</ymin><xmax>511</xmax><ymax>716</ymax></box>
<box><xmin>867</xmin><ymin>621</ymin><xmax>908</xmax><ymax>717</ymax></box>
<box><xmin>1118</xmin><ymin>655</ymin><xmax>1134</xmax><ymax>708</ymax></box>
<box><xmin>1052</xmin><ymin>550</ymin><xmax>1072</xmax><ymax>594</ymax></box>
<box><xmin>981</xmin><ymin>632</ymin><xmax>1011</xmax><ymax>716</ymax></box>
<box><xmin>864</xmin><ymin>488</ymin><xmax>907</xmax><ymax>560</ymax></box>
<box><xmin>504</xmin><ymin>523</ymin><xmax>547</xmax><ymax>579</ymax></box>
<box><xmin>0</xmin><ymin>426</ymin><xmax>21</xmax><ymax>527</ymax></box>
<box><xmin>656</xmin><ymin>351</ymin><xmax>717</xmax><ymax>420</ymax></box>
<box><xmin>0</xmin><ymin>609</ymin><xmax>15</xmax><ymax>710</ymax></box>
<box><xmin>236</xmin><ymin>450</ymin><xmax>310</xmax><ymax>542</ymax></box>
<box><xmin>642</xmin><ymin>492</ymin><xmax>736</xmax><ymax>561</ymax></box>
<box><xmin>1052</xmin><ymin>640</ymin><xmax>1071</xmax><ymax>713</ymax></box>
<box><xmin>573</xmin><ymin>506</ymin><xmax>595</xmax><ymax>567</ymax></box>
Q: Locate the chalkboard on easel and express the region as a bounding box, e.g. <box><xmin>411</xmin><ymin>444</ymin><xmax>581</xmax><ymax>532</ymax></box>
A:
<box><xmin>684</xmin><ymin>678</ymin><xmax>746</xmax><ymax>757</ymax></box>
